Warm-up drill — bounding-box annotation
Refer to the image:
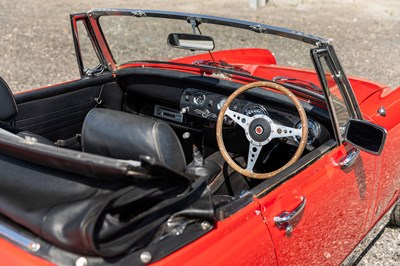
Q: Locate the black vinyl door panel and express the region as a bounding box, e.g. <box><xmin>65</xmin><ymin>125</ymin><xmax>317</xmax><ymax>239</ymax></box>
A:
<box><xmin>14</xmin><ymin>74</ymin><xmax>123</xmax><ymax>141</ymax></box>
<box><xmin>17</xmin><ymin>88</ymin><xmax>98</xmax><ymax>141</ymax></box>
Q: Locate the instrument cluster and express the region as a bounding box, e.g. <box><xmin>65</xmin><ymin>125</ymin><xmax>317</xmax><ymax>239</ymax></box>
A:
<box><xmin>180</xmin><ymin>88</ymin><xmax>268</xmax><ymax>120</ymax></box>
<box><xmin>179</xmin><ymin>88</ymin><xmax>325</xmax><ymax>146</ymax></box>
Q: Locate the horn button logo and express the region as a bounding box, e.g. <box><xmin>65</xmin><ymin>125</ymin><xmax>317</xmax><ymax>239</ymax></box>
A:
<box><xmin>255</xmin><ymin>126</ymin><xmax>264</xmax><ymax>135</ymax></box>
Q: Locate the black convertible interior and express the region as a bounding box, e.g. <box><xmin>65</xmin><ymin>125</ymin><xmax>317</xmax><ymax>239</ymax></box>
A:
<box><xmin>0</xmin><ymin>68</ymin><xmax>335</xmax><ymax>264</ymax></box>
<box><xmin>3</xmin><ymin>67</ymin><xmax>334</xmax><ymax>191</ymax></box>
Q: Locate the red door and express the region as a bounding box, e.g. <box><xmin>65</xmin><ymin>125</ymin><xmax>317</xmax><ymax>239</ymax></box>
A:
<box><xmin>359</xmin><ymin>89</ymin><xmax>400</xmax><ymax>226</ymax></box>
<box><xmin>152</xmin><ymin>201</ymin><xmax>277</xmax><ymax>266</ymax></box>
<box><xmin>256</xmin><ymin>143</ymin><xmax>378</xmax><ymax>265</ymax></box>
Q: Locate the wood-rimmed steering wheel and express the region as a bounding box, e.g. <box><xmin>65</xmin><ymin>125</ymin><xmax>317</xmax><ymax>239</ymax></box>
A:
<box><xmin>216</xmin><ymin>81</ymin><xmax>308</xmax><ymax>179</ymax></box>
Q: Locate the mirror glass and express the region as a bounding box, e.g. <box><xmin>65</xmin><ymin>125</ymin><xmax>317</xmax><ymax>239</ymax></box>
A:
<box><xmin>168</xmin><ymin>33</ymin><xmax>215</xmax><ymax>51</ymax></box>
<box><xmin>345</xmin><ymin>119</ymin><xmax>386</xmax><ymax>155</ymax></box>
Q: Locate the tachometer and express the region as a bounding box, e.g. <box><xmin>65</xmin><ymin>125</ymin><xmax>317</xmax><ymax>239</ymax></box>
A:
<box><xmin>242</xmin><ymin>105</ymin><xmax>267</xmax><ymax>117</ymax></box>
<box><xmin>294</xmin><ymin>118</ymin><xmax>321</xmax><ymax>145</ymax></box>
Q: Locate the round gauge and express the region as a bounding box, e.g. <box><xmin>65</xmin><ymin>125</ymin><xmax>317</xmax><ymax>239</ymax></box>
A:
<box><xmin>217</xmin><ymin>98</ymin><xmax>227</xmax><ymax>110</ymax></box>
<box><xmin>242</xmin><ymin>105</ymin><xmax>267</xmax><ymax>117</ymax></box>
<box><xmin>218</xmin><ymin>98</ymin><xmax>240</xmax><ymax>111</ymax></box>
<box><xmin>294</xmin><ymin>118</ymin><xmax>321</xmax><ymax>145</ymax></box>
<box><xmin>193</xmin><ymin>92</ymin><xmax>206</xmax><ymax>106</ymax></box>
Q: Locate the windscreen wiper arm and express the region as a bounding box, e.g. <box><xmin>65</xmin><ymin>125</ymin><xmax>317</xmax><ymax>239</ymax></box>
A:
<box><xmin>193</xmin><ymin>59</ymin><xmax>250</xmax><ymax>74</ymax></box>
<box><xmin>273</xmin><ymin>76</ymin><xmax>322</xmax><ymax>93</ymax></box>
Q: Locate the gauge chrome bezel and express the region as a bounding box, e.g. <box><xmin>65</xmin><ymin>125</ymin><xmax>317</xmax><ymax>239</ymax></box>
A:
<box><xmin>193</xmin><ymin>91</ymin><xmax>206</xmax><ymax>106</ymax></box>
<box><xmin>217</xmin><ymin>97</ymin><xmax>227</xmax><ymax>110</ymax></box>
<box><xmin>294</xmin><ymin>118</ymin><xmax>321</xmax><ymax>145</ymax></box>
<box><xmin>242</xmin><ymin>104</ymin><xmax>268</xmax><ymax>117</ymax></box>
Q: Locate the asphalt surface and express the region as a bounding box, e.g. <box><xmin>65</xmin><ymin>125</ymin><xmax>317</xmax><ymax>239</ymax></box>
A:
<box><xmin>0</xmin><ymin>0</ymin><xmax>399</xmax><ymax>265</ymax></box>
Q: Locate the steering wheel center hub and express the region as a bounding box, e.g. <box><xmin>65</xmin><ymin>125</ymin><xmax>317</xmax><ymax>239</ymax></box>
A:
<box><xmin>248</xmin><ymin>118</ymin><xmax>271</xmax><ymax>143</ymax></box>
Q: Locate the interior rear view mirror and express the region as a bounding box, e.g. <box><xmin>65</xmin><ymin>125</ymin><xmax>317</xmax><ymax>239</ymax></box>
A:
<box><xmin>167</xmin><ymin>33</ymin><xmax>215</xmax><ymax>51</ymax></box>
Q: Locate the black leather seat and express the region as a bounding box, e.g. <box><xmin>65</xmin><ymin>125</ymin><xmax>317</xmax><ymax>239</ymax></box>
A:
<box><xmin>81</xmin><ymin>108</ymin><xmax>187</xmax><ymax>172</ymax></box>
<box><xmin>0</xmin><ymin>77</ymin><xmax>54</xmax><ymax>145</ymax></box>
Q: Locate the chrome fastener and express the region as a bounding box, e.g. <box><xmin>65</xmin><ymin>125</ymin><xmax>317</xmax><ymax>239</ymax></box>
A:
<box><xmin>140</xmin><ymin>251</ymin><xmax>152</xmax><ymax>263</ymax></box>
<box><xmin>75</xmin><ymin>257</ymin><xmax>88</xmax><ymax>266</ymax></box>
<box><xmin>201</xmin><ymin>221</ymin><xmax>211</xmax><ymax>230</ymax></box>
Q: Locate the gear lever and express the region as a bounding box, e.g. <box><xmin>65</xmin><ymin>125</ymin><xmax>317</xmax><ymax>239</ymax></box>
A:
<box><xmin>183</xmin><ymin>132</ymin><xmax>204</xmax><ymax>166</ymax></box>
<box><xmin>183</xmin><ymin>132</ymin><xmax>220</xmax><ymax>181</ymax></box>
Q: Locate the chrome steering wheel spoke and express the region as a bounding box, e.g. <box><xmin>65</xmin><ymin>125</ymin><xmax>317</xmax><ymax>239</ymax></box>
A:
<box><xmin>225</xmin><ymin>108</ymin><xmax>252</xmax><ymax>130</ymax></box>
<box><xmin>270</xmin><ymin>123</ymin><xmax>302</xmax><ymax>140</ymax></box>
<box><xmin>246</xmin><ymin>143</ymin><xmax>263</xmax><ymax>172</ymax></box>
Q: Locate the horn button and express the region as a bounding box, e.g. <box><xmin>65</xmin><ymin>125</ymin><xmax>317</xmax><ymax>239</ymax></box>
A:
<box><xmin>248</xmin><ymin>118</ymin><xmax>271</xmax><ymax>144</ymax></box>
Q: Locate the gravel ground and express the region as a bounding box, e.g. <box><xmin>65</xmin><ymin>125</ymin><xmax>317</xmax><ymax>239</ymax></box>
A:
<box><xmin>0</xmin><ymin>0</ymin><xmax>399</xmax><ymax>264</ymax></box>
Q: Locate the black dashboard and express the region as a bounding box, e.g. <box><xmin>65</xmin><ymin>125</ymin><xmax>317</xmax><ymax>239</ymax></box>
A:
<box><xmin>117</xmin><ymin>68</ymin><xmax>332</xmax><ymax>152</ymax></box>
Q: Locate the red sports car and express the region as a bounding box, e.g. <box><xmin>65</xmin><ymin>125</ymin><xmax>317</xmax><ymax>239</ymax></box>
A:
<box><xmin>0</xmin><ymin>9</ymin><xmax>399</xmax><ymax>266</ymax></box>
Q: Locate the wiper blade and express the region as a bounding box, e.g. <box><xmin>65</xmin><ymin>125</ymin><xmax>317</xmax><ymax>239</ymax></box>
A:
<box><xmin>193</xmin><ymin>59</ymin><xmax>250</xmax><ymax>74</ymax></box>
<box><xmin>273</xmin><ymin>76</ymin><xmax>322</xmax><ymax>93</ymax></box>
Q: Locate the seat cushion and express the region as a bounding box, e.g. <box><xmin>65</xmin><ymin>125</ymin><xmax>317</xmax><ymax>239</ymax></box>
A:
<box><xmin>81</xmin><ymin>109</ymin><xmax>186</xmax><ymax>172</ymax></box>
<box><xmin>0</xmin><ymin>77</ymin><xmax>18</xmax><ymax>122</ymax></box>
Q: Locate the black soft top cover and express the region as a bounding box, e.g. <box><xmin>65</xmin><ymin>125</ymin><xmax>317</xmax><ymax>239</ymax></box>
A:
<box><xmin>0</xmin><ymin>128</ymin><xmax>211</xmax><ymax>257</ymax></box>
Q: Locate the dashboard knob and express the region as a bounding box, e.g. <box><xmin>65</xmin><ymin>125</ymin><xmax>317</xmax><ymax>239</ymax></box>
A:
<box><xmin>202</xmin><ymin>109</ymin><xmax>210</xmax><ymax>118</ymax></box>
<box><xmin>181</xmin><ymin>107</ymin><xmax>189</xmax><ymax>114</ymax></box>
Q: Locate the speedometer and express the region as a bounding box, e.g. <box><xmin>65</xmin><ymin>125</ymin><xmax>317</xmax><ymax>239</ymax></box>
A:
<box><xmin>242</xmin><ymin>105</ymin><xmax>267</xmax><ymax>117</ymax></box>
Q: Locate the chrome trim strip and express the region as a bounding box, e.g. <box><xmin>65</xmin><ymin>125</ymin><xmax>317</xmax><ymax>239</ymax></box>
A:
<box><xmin>0</xmin><ymin>223</ymin><xmax>40</xmax><ymax>252</ymax></box>
<box><xmin>341</xmin><ymin>199</ymin><xmax>399</xmax><ymax>265</ymax></box>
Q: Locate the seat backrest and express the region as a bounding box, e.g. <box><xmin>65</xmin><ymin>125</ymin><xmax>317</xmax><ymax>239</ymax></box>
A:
<box><xmin>81</xmin><ymin>108</ymin><xmax>186</xmax><ymax>172</ymax></box>
<box><xmin>0</xmin><ymin>77</ymin><xmax>18</xmax><ymax>122</ymax></box>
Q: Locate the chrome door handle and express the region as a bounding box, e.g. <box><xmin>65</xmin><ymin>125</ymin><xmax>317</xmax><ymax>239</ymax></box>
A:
<box><xmin>339</xmin><ymin>148</ymin><xmax>360</xmax><ymax>169</ymax></box>
<box><xmin>274</xmin><ymin>196</ymin><xmax>306</xmax><ymax>236</ymax></box>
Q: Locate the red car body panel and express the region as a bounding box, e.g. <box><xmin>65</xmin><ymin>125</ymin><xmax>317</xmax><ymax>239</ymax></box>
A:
<box><xmin>257</xmin><ymin>144</ymin><xmax>379</xmax><ymax>265</ymax></box>
<box><xmin>170</xmin><ymin>48</ymin><xmax>277</xmax><ymax>65</ymax></box>
<box><xmin>171</xmin><ymin>49</ymin><xmax>385</xmax><ymax>104</ymax></box>
<box><xmin>358</xmin><ymin>87</ymin><xmax>400</xmax><ymax>226</ymax></box>
<box><xmin>0</xmin><ymin>238</ymin><xmax>54</xmax><ymax>266</ymax></box>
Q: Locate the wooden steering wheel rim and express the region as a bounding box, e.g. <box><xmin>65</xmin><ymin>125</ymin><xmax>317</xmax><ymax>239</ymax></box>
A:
<box><xmin>216</xmin><ymin>81</ymin><xmax>308</xmax><ymax>179</ymax></box>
